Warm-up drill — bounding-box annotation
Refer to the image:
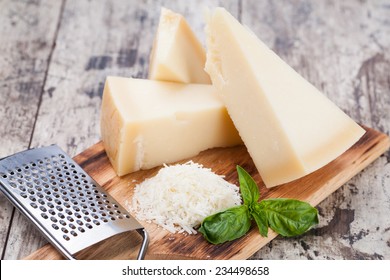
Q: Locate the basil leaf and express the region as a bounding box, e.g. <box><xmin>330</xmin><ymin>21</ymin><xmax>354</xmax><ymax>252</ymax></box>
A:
<box><xmin>251</xmin><ymin>204</ymin><xmax>268</xmax><ymax>237</ymax></box>
<box><xmin>236</xmin><ymin>165</ymin><xmax>260</xmax><ymax>206</ymax></box>
<box><xmin>199</xmin><ymin>205</ymin><xmax>251</xmax><ymax>244</ymax></box>
<box><xmin>258</xmin><ymin>198</ymin><xmax>319</xmax><ymax>237</ymax></box>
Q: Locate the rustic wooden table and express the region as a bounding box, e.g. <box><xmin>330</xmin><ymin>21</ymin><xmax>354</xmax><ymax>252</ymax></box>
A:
<box><xmin>0</xmin><ymin>0</ymin><xmax>389</xmax><ymax>260</ymax></box>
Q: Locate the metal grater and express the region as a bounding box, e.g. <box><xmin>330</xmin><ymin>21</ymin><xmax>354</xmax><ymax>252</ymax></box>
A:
<box><xmin>0</xmin><ymin>145</ymin><xmax>148</xmax><ymax>260</ymax></box>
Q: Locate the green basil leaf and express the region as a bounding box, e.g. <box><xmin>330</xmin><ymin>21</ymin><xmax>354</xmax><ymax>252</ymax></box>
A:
<box><xmin>258</xmin><ymin>198</ymin><xmax>319</xmax><ymax>237</ymax></box>
<box><xmin>251</xmin><ymin>204</ymin><xmax>268</xmax><ymax>237</ymax></box>
<box><xmin>199</xmin><ymin>205</ymin><xmax>251</xmax><ymax>244</ymax></box>
<box><xmin>236</xmin><ymin>165</ymin><xmax>260</xmax><ymax>206</ymax></box>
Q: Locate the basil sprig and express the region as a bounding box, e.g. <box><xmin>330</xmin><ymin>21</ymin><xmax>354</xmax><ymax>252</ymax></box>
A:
<box><xmin>199</xmin><ymin>166</ymin><xmax>319</xmax><ymax>244</ymax></box>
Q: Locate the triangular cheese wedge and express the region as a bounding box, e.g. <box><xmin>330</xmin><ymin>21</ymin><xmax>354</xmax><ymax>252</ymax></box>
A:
<box><xmin>148</xmin><ymin>8</ymin><xmax>211</xmax><ymax>84</ymax></box>
<box><xmin>205</xmin><ymin>8</ymin><xmax>365</xmax><ymax>187</ymax></box>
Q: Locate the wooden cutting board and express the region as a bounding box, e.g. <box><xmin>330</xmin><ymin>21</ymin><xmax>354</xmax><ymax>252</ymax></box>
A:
<box><xmin>24</xmin><ymin>126</ymin><xmax>389</xmax><ymax>260</ymax></box>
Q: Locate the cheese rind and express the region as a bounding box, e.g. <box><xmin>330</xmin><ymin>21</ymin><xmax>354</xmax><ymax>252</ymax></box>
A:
<box><xmin>205</xmin><ymin>8</ymin><xmax>365</xmax><ymax>187</ymax></box>
<box><xmin>100</xmin><ymin>76</ymin><xmax>241</xmax><ymax>176</ymax></box>
<box><xmin>148</xmin><ymin>8</ymin><xmax>211</xmax><ymax>84</ymax></box>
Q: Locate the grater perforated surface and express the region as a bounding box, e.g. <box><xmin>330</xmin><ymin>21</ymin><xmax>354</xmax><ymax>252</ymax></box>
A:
<box><xmin>0</xmin><ymin>145</ymin><xmax>147</xmax><ymax>259</ymax></box>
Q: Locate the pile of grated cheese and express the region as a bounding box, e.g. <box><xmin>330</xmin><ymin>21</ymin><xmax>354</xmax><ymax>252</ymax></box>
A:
<box><xmin>130</xmin><ymin>161</ymin><xmax>241</xmax><ymax>234</ymax></box>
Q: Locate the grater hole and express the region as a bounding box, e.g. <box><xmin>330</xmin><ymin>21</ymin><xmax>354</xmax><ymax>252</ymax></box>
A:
<box><xmin>93</xmin><ymin>220</ymin><xmax>100</xmax><ymax>226</ymax></box>
<box><xmin>70</xmin><ymin>231</ymin><xmax>77</xmax><ymax>237</ymax></box>
<box><xmin>67</xmin><ymin>216</ymin><xmax>74</xmax><ymax>222</ymax></box>
<box><xmin>85</xmin><ymin>223</ymin><xmax>93</xmax><ymax>229</ymax></box>
<box><xmin>76</xmin><ymin>220</ymin><xmax>83</xmax><ymax>226</ymax></box>
<box><xmin>63</xmin><ymin>235</ymin><xmax>70</xmax><ymax>241</ymax></box>
<box><xmin>39</xmin><ymin>206</ymin><xmax>47</xmax><ymax>212</ymax></box>
<box><xmin>69</xmin><ymin>224</ymin><xmax>76</xmax><ymax>229</ymax></box>
<box><xmin>41</xmin><ymin>213</ymin><xmax>48</xmax><ymax>219</ymax></box>
<box><xmin>50</xmin><ymin>217</ymin><xmax>57</xmax><ymax>223</ymax></box>
<box><xmin>61</xmin><ymin>228</ymin><xmax>68</xmax><ymax>233</ymax></box>
<box><xmin>59</xmin><ymin>220</ymin><xmax>66</xmax><ymax>226</ymax></box>
<box><xmin>21</xmin><ymin>193</ymin><xmax>27</xmax><ymax>198</ymax></box>
<box><xmin>78</xmin><ymin>227</ymin><xmax>85</xmax><ymax>233</ymax></box>
<box><xmin>58</xmin><ymin>213</ymin><xmax>65</xmax><ymax>219</ymax></box>
<box><xmin>29</xmin><ymin>196</ymin><xmax>36</xmax><ymax>202</ymax></box>
<box><xmin>30</xmin><ymin>203</ymin><xmax>37</xmax><ymax>209</ymax></box>
<box><xmin>49</xmin><ymin>209</ymin><xmax>55</xmax><ymax>215</ymax></box>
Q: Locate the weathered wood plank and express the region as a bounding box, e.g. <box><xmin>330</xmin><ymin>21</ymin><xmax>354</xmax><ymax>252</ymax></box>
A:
<box><xmin>0</xmin><ymin>0</ymin><xmax>64</xmax><ymax>259</ymax></box>
<box><xmin>242</xmin><ymin>0</ymin><xmax>390</xmax><ymax>259</ymax></box>
<box><xmin>3</xmin><ymin>0</ymin><xmax>240</xmax><ymax>259</ymax></box>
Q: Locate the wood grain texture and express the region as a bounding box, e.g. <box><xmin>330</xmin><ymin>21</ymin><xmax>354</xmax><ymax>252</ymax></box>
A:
<box><xmin>1</xmin><ymin>0</ymin><xmax>390</xmax><ymax>260</ymax></box>
<box><xmin>0</xmin><ymin>0</ymin><xmax>64</xmax><ymax>259</ymax></box>
<box><xmin>23</xmin><ymin>126</ymin><xmax>390</xmax><ymax>260</ymax></box>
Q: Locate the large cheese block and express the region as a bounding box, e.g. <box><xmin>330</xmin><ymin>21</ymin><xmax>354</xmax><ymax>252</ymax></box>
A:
<box><xmin>148</xmin><ymin>8</ymin><xmax>210</xmax><ymax>84</ymax></box>
<box><xmin>205</xmin><ymin>8</ymin><xmax>365</xmax><ymax>187</ymax></box>
<box><xmin>100</xmin><ymin>76</ymin><xmax>241</xmax><ymax>176</ymax></box>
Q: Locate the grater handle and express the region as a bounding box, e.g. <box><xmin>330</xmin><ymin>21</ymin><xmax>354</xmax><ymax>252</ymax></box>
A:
<box><xmin>136</xmin><ymin>228</ymin><xmax>149</xmax><ymax>260</ymax></box>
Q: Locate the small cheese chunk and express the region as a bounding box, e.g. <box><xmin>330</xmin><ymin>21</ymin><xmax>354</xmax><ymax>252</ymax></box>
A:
<box><xmin>100</xmin><ymin>77</ymin><xmax>241</xmax><ymax>176</ymax></box>
<box><xmin>148</xmin><ymin>8</ymin><xmax>211</xmax><ymax>84</ymax></box>
<box><xmin>205</xmin><ymin>8</ymin><xmax>365</xmax><ymax>187</ymax></box>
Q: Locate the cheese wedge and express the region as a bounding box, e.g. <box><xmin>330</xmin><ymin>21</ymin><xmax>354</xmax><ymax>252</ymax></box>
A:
<box><xmin>205</xmin><ymin>8</ymin><xmax>365</xmax><ymax>187</ymax></box>
<box><xmin>100</xmin><ymin>76</ymin><xmax>241</xmax><ymax>176</ymax></box>
<box><xmin>148</xmin><ymin>8</ymin><xmax>211</xmax><ymax>84</ymax></box>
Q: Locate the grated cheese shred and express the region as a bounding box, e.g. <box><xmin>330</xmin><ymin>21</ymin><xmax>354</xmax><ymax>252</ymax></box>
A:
<box><xmin>130</xmin><ymin>161</ymin><xmax>241</xmax><ymax>234</ymax></box>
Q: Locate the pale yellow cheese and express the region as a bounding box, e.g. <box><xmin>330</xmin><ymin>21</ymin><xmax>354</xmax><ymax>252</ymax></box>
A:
<box><xmin>100</xmin><ymin>76</ymin><xmax>241</xmax><ymax>176</ymax></box>
<box><xmin>148</xmin><ymin>8</ymin><xmax>211</xmax><ymax>84</ymax></box>
<box><xmin>205</xmin><ymin>8</ymin><xmax>365</xmax><ymax>187</ymax></box>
